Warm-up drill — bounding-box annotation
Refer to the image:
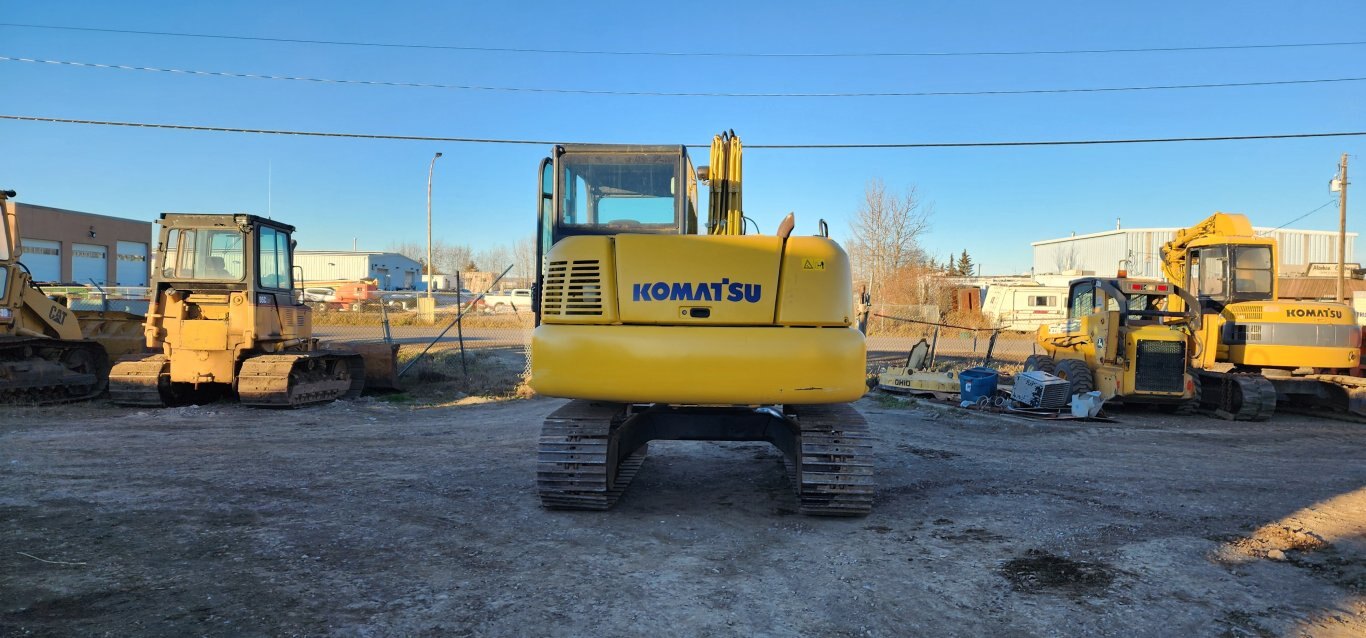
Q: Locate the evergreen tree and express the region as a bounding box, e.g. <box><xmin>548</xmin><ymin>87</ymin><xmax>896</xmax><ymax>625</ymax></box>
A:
<box><xmin>955</xmin><ymin>250</ymin><xmax>974</xmax><ymax>277</ymax></box>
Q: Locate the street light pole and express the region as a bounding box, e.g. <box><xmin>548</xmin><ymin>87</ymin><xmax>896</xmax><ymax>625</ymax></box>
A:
<box><xmin>427</xmin><ymin>152</ymin><xmax>442</xmax><ymax>299</ymax></box>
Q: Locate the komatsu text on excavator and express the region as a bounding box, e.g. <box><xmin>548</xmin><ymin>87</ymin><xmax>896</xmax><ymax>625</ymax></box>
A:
<box><xmin>1161</xmin><ymin>212</ymin><xmax>1364</xmax><ymax>419</ymax></box>
<box><xmin>530</xmin><ymin>133</ymin><xmax>875</xmax><ymax>515</ymax></box>
<box><xmin>109</xmin><ymin>213</ymin><xmax>365</xmax><ymax>407</ymax></box>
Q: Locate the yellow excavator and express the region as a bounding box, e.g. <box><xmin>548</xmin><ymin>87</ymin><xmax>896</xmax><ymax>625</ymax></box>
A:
<box><xmin>0</xmin><ymin>189</ymin><xmax>110</xmax><ymax>402</ymax></box>
<box><xmin>1160</xmin><ymin>212</ymin><xmax>1364</xmax><ymax>419</ymax></box>
<box><xmin>109</xmin><ymin>213</ymin><xmax>366</xmax><ymax>407</ymax></box>
<box><xmin>530</xmin><ymin>132</ymin><xmax>874</xmax><ymax>515</ymax></box>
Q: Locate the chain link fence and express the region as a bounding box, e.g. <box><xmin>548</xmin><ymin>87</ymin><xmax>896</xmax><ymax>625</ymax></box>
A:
<box><xmin>865</xmin><ymin>304</ymin><xmax>1044</xmax><ymax>374</ymax></box>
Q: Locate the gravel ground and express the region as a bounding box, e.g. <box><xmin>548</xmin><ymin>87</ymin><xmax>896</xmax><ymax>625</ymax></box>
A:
<box><xmin>1</xmin><ymin>396</ymin><xmax>1363</xmax><ymax>637</ymax></box>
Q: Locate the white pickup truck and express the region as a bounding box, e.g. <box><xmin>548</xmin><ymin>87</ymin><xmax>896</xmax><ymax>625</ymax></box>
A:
<box><xmin>483</xmin><ymin>288</ymin><xmax>532</xmax><ymax>313</ymax></box>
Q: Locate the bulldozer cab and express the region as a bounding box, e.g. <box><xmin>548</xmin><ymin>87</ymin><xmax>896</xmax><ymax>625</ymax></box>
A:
<box><xmin>156</xmin><ymin>213</ymin><xmax>298</xmax><ymax>301</ymax></box>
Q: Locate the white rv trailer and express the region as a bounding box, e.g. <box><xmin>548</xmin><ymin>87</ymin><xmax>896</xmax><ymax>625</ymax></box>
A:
<box><xmin>981</xmin><ymin>284</ymin><xmax>1068</xmax><ymax>332</ymax></box>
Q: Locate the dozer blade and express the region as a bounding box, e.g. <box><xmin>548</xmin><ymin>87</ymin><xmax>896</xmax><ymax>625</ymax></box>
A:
<box><xmin>75</xmin><ymin>310</ymin><xmax>148</xmax><ymax>361</ymax></box>
<box><xmin>344</xmin><ymin>342</ymin><xmax>402</xmax><ymax>391</ymax></box>
<box><xmin>237</xmin><ymin>352</ymin><xmax>365</xmax><ymax>408</ymax></box>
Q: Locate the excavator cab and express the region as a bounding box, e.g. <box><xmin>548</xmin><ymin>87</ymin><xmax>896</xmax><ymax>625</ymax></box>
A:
<box><xmin>109</xmin><ymin>213</ymin><xmax>364</xmax><ymax>407</ymax></box>
<box><xmin>1186</xmin><ymin>243</ymin><xmax>1275</xmax><ymax>313</ymax></box>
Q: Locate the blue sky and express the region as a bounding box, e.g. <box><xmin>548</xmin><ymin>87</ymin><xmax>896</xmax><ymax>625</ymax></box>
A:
<box><xmin>2</xmin><ymin>1</ymin><xmax>1363</xmax><ymax>273</ymax></box>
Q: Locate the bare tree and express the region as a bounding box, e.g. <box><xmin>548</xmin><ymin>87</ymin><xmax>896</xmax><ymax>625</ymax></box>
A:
<box><xmin>513</xmin><ymin>236</ymin><xmax>536</xmax><ymax>285</ymax></box>
<box><xmin>474</xmin><ymin>245</ymin><xmax>513</xmax><ymax>275</ymax></box>
<box><xmin>847</xmin><ymin>178</ymin><xmax>933</xmax><ymax>297</ymax></box>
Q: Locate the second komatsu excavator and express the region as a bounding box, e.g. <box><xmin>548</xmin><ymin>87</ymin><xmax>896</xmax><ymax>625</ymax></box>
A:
<box><xmin>1161</xmin><ymin>212</ymin><xmax>1364</xmax><ymax>419</ymax></box>
<box><xmin>530</xmin><ymin>132</ymin><xmax>874</xmax><ymax>515</ymax></box>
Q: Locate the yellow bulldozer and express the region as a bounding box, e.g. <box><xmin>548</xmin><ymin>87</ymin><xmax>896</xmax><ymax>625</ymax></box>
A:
<box><xmin>1026</xmin><ymin>275</ymin><xmax>1202</xmax><ymax>413</ymax></box>
<box><xmin>1160</xmin><ymin>212</ymin><xmax>1364</xmax><ymax>420</ymax></box>
<box><xmin>0</xmin><ymin>189</ymin><xmax>110</xmax><ymax>402</ymax></box>
<box><xmin>109</xmin><ymin>213</ymin><xmax>367</xmax><ymax>407</ymax></box>
<box><xmin>529</xmin><ymin>132</ymin><xmax>874</xmax><ymax>516</ymax></box>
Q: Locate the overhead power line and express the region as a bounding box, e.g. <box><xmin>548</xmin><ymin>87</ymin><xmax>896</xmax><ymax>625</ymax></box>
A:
<box><xmin>1259</xmin><ymin>199</ymin><xmax>1341</xmax><ymax>235</ymax></box>
<box><xmin>3</xmin><ymin>22</ymin><xmax>1365</xmax><ymax>58</ymax></box>
<box><xmin>6</xmin><ymin>56</ymin><xmax>1366</xmax><ymax>98</ymax></box>
<box><xmin>2</xmin><ymin>114</ymin><xmax>1364</xmax><ymax>148</ymax></box>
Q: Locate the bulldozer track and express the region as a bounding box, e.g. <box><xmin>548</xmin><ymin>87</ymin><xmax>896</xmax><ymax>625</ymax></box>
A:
<box><xmin>108</xmin><ymin>354</ymin><xmax>171</xmax><ymax>407</ymax></box>
<box><xmin>237</xmin><ymin>351</ymin><xmax>365</xmax><ymax>408</ymax></box>
<box><xmin>1198</xmin><ymin>371</ymin><xmax>1277</xmax><ymax>421</ymax></box>
<box><xmin>536</xmin><ymin>401</ymin><xmax>647</xmax><ymax>511</ymax></box>
<box><xmin>0</xmin><ymin>337</ymin><xmax>108</xmax><ymax>405</ymax></box>
<box><xmin>786</xmin><ymin>403</ymin><xmax>876</xmax><ymax>516</ymax></box>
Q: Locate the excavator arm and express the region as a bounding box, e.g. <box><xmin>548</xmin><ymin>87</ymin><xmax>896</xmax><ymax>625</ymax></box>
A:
<box><xmin>1159</xmin><ymin>212</ymin><xmax>1259</xmax><ymax>286</ymax></box>
<box><xmin>704</xmin><ymin>131</ymin><xmax>744</xmax><ymax>235</ymax></box>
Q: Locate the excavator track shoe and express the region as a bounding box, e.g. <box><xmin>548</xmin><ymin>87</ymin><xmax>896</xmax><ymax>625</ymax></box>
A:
<box><xmin>536</xmin><ymin>400</ymin><xmax>647</xmax><ymax>510</ymax></box>
<box><xmin>786</xmin><ymin>403</ymin><xmax>876</xmax><ymax>516</ymax></box>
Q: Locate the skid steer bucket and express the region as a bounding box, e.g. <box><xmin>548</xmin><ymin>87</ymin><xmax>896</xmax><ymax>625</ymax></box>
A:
<box><xmin>76</xmin><ymin>310</ymin><xmax>149</xmax><ymax>361</ymax></box>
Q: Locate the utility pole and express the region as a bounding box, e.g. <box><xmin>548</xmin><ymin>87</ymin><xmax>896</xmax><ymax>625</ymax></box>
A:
<box><xmin>426</xmin><ymin>152</ymin><xmax>443</xmax><ymax>299</ymax></box>
<box><xmin>1335</xmin><ymin>153</ymin><xmax>1349</xmax><ymax>303</ymax></box>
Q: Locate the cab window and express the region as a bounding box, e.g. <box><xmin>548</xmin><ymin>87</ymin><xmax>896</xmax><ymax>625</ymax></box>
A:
<box><xmin>164</xmin><ymin>228</ymin><xmax>245</xmax><ymax>281</ymax></box>
<box><xmin>1068</xmin><ymin>282</ymin><xmax>1095</xmax><ymax>321</ymax></box>
<box><xmin>258</xmin><ymin>226</ymin><xmax>292</xmax><ymax>289</ymax></box>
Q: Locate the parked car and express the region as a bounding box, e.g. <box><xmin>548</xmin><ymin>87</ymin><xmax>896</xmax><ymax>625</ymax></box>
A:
<box><xmin>484</xmin><ymin>288</ymin><xmax>532</xmax><ymax>313</ymax></box>
<box><xmin>302</xmin><ymin>287</ymin><xmax>337</xmax><ymax>303</ymax></box>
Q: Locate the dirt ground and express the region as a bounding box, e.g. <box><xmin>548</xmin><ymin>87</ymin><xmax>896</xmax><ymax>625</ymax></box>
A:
<box><xmin>2</xmin><ymin>393</ymin><xmax>1364</xmax><ymax>637</ymax></box>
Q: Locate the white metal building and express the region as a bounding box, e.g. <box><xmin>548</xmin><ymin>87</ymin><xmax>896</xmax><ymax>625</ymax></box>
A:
<box><xmin>294</xmin><ymin>251</ymin><xmax>423</xmax><ymax>290</ymax></box>
<box><xmin>1033</xmin><ymin>226</ymin><xmax>1356</xmax><ymax>279</ymax></box>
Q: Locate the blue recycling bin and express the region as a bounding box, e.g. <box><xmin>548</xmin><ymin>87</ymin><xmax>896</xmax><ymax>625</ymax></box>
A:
<box><xmin>959</xmin><ymin>367</ymin><xmax>999</xmax><ymax>403</ymax></box>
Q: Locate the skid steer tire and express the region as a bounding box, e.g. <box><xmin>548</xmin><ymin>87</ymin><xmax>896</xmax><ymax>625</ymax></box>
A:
<box><xmin>1022</xmin><ymin>354</ymin><xmax>1056</xmax><ymax>375</ymax></box>
<box><xmin>1053</xmin><ymin>359</ymin><xmax>1095</xmax><ymax>396</ymax></box>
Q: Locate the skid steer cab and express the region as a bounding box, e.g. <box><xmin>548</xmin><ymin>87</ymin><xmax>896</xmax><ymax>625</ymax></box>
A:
<box><xmin>1025</xmin><ymin>276</ymin><xmax>1201</xmax><ymax>412</ymax></box>
<box><xmin>109</xmin><ymin>213</ymin><xmax>364</xmax><ymax>408</ymax></box>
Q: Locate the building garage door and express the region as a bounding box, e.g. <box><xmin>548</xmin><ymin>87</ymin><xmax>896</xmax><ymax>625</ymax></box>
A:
<box><xmin>72</xmin><ymin>243</ymin><xmax>107</xmax><ymax>285</ymax></box>
<box><xmin>19</xmin><ymin>238</ymin><xmax>61</xmax><ymax>283</ymax></box>
<box><xmin>115</xmin><ymin>241</ymin><xmax>148</xmax><ymax>286</ymax></box>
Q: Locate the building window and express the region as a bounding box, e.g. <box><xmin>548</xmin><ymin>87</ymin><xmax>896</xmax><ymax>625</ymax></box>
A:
<box><xmin>1027</xmin><ymin>295</ymin><xmax>1056</xmax><ymax>307</ymax></box>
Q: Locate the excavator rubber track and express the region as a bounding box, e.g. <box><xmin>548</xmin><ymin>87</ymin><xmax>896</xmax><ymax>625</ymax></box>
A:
<box><xmin>785</xmin><ymin>403</ymin><xmax>876</xmax><ymax>516</ymax></box>
<box><xmin>1197</xmin><ymin>371</ymin><xmax>1277</xmax><ymax>421</ymax></box>
<box><xmin>0</xmin><ymin>337</ymin><xmax>108</xmax><ymax>404</ymax></box>
<box><xmin>237</xmin><ymin>351</ymin><xmax>365</xmax><ymax>408</ymax></box>
<box><xmin>536</xmin><ymin>401</ymin><xmax>648</xmax><ymax>511</ymax></box>
<box><xmin>108</xmin><ymin>354</ymin><xmax>171</xmax><ymax>407</ymax></box>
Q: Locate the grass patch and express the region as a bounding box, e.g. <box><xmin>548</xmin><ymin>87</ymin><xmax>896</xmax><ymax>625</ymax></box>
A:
<box><xmin>393</xmin><ymin>347</ymin><xmax>530</xmax><ymax>404</ymax></box>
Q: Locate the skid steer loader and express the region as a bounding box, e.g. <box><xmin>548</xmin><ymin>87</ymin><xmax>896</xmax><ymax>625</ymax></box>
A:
<box><xmin>530</xmin><ymin>132</ymin><xmax>874</xmax><ymax>516</ymax></box>
<box><xmin>109</xmin><ymin>213</ymin><xmax>366</xmax><ymax>407</ymax></box>
<box><xmin>1025</xmin><ymin>275</ymin><xmax>1201</xmax><ymax>413</ymax></box>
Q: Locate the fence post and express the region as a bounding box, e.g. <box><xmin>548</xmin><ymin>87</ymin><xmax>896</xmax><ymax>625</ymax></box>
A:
<box><xmin>928</xmin><ymin>325</ymin><xmax>940</xmax><ymax>369</ymax></box>
<box><xmin>455</xmin><ymin>272</ymin><xmax>468</xmax><ymax>376</ymax></box>
<box><xmin>984</xmin><ymin>330</ymin><xmax>999</xmax><ymax>366</ymax></box>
